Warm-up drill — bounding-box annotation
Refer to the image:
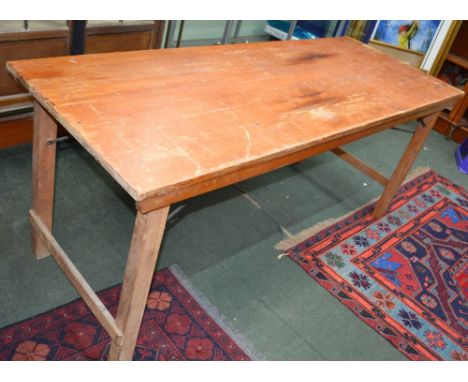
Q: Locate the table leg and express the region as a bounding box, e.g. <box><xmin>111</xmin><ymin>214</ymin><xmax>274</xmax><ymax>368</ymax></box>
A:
<box><xmin>31</xmin><ymin>102</ymin><xmax>58</xmax><ymax>259</ymax></box>
<box><xmin>108</xmin><ymin>206</ymin><xmax>169</xmax><ymax>361</ymax></box>
<box><xmin>372</xmin><ymin>113</ymin><xmax>438</xmax><ymax>219</ymax></box>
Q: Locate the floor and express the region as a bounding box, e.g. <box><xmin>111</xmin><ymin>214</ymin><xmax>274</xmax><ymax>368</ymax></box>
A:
<box><xmin>0</xmin><ymin>124</ymin><xmax>466</xmax><ymax>360</ymax></box>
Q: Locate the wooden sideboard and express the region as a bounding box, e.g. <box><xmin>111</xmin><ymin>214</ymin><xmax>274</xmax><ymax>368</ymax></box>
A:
<box><xmin>0</xmin><ymin>21</ymin><xmax>165</xmax><ymax>149</ymax></box>
<box><xmin>433</xmin><ymin>21</ymin><xmax>468</xmax><ymax>143</ymax></box>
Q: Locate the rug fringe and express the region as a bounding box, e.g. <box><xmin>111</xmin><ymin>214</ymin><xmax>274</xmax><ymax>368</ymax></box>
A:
<box><xmin>274</xmin><ymin>166</ymin><xmax>431</xmax><ymax>252</ymax></box>
<box><xmin>168</xmin><ymin>264</ymin><xmax>264</xmax><ymax>360</ymax></box>
<box><xmin>274</xmin><ymin>202</ymin><xmax>377</xmax><ymax>252</ymax></box>
<box><xmin>405</xmin><ymin>165</ymin><xmax>431</xmax><ymax>181</ymax></box>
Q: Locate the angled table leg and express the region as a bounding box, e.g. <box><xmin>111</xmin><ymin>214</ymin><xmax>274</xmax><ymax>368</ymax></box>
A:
<box><xmin>372</xmin><ymin>113</ymin><xmax>438</xmax><ymax>219</ymax></box>
<box><xmin>31</xmin><ymin>101</ymin><xmax>58</xmax><ymax>259</ymax></box>
<box><xmin>108</xmin><ymin>206</ymin><xmax>169</xmax><ymax>361</ymax></box>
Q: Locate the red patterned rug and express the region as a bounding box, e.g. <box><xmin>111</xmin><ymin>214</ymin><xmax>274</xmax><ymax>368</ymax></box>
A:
<box><xmin>0</xmin><ymin>267</ymin><xmax>253</xmax><ymax>360</ymax></box>
<box><xmin>283</xmin><ymin>170</ymin><xmax>467</xmax><ymax>360</ymax></box>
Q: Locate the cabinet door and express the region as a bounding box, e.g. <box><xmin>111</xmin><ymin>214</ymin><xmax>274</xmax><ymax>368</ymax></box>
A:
<box><xmin>84</xmin><ymin>21</ymin><xmax>165</xmax><ymax>54</ymax></box>
<box><xmin>0</xmin><ymin>21</ymin><xmax>70</xmax><ymax>97</ymax></box>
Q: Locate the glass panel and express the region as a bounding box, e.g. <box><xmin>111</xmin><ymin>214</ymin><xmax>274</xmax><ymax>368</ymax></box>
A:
<box><xmin>235</xmin><ymin>20</ymin><xmax>269</xmax><ymax>37</ymax></box>
<box><xmin>27</xmin><ymin>20</ymin><xmax>68</xmax><ymax>31</ymax></box>
<box><xmin>171</xmin><ymin>21</ymin><xmax>269</xmax><ymax>47</ymax></box>
<box><xmin>296</xmin><ymin>21</ymin><xmax>340</xmax><ymax>38</ymax></box>
<box><xmin>86</xmin><ymin>20</ymin><xmax>153</xmax><ymax>27</ymax></box>
<box><xmin>0</xmin><ymin>21</ymin><xmax>25</xmax><ymax>33</ymax></box>
<box><xmin>178</xmin><ymin>20</ymin><xmax>228</xmax><ymax>42</ymax></box>
<box><xmin>264</xmin><ymin>20</ymin><xmax>343</xmax><ymax>40</ymax></box>
<box><xmin>0</xmin><ymin>20</ymin><xmax>68</xmax><ymax>33</ymax></box>
<box><xmin>231</xmin><ymin>21</ymin><xmax>270</xmax><ymax>43</ymax></box>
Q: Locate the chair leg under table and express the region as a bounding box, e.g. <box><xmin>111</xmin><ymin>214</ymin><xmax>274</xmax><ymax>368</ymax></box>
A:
<box><xmin>108</xmin><ymin>207</ymin><xmax>170</xmax><ymax>361</ymax></box>
<box><xmin>31</xmin><ymin>101</ymin><xmax>58</xmax><ymax>259</ymax></box>
<box><xmin>372</xmin><ymin>113</ymin><xmax>438</xmax><ymax>219</ymax></box>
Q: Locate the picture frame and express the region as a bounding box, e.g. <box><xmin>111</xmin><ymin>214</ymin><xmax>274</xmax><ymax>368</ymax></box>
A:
<box><xmin>420</xmin><ymin>20</ymin><xmax>462</xmax><ymax>74</ymax></box>
<box><xmin>367</xmin><ymin>20</ymin><xmax>458</xmax><ymax>73</ymax></box>
<box><xmin>370</xmin><ymin>20</ymin><xmax>441</xmax><ymax>54</ymax></box>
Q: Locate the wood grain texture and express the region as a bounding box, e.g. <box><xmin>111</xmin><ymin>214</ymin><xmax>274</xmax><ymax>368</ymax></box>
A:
<box><xmin>0</xmin><ymin>115</ymin><xmax>69</xmax><ymax>149</ymax></box>
<box><xmin>0</xmin><ymin>116</ymin><xmax>33</xmax><ymax>149</ymax></box>
<box><xmin>372</xmin><ymin>113</ymin><xmax>438</xmax><ymax>218</ymax></box>
<box><xmin>85</xmin><ymin>31</ymin><xmax>152</xmax><ymax>54</ymax></box>
<box><xmin>7</xmin><ymin>38</ymin><xmax>463</xmax><ymax>205</ymax></box>
<box><xmin>136</xmin><ymin>109</ymin><xmax>434</xmax><ymax>213</ymax></box>
<box><xmin>108</xmin><ymin>207</ymin><xmax>169</xmax><ymax>361</ymax></box>
<box><xmin>0</xmin><ymin>30</ymin><xmax>69</xmax><ymax>96</ymax></box>
<box><xmin>331</xmin><ymin>147</ymin><xmax>389</xmax><ymax>186</ymax></box>
<box><xmin>84</xmin><ymin>22</ymin><xmax>166</xmax><ymax>54</ymax></box>
<box><xmin>31</xmin><ymin>102</ymin><xmax>57</xmax><ymax>259</ymax></box>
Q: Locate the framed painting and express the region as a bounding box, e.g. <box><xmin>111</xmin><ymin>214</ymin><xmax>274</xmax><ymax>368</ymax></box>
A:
<box><xmin>371</xmin><ymin>20</ymin><xmax>441</xmax><ymax>54</ymax></box>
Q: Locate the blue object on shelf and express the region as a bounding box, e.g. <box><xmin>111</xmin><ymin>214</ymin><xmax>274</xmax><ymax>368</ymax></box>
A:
<box><xmin>297</xmin><ymin>21</ymin><xmax>340</xmax><ymax>38</ymax></box>
<box><xmin>265</xmin><ymin>20</ymin><xmax>317</xmax><ymax>40</ymax></box>
<box><xmin>455</xmin><ymin>137</ymin><xmax>468</xmax><ymax>174</ymax></box>
<box><xmin>264</xmin><ymin>20</ymin><xmax>377</xmax><ymax>43</ymax></box>
<box><xmin>265</xmin><ymin>20</ymin><xmax>348</xmax><ymax>41</ymax></box>
<box><xmin>362</xmin><ymin>21</ymin><xmax>377</xmax><ymax>43</ymax></box>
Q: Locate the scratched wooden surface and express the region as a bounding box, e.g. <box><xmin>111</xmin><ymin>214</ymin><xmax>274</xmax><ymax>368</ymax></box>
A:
<box><xmin>7</xmin><ymin>37</ymin><xmax>463</xmax><ymax>202</ymax></box>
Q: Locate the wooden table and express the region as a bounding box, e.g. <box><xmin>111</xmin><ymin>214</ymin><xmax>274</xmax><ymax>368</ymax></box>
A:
<box><xmin>7</xmin><ymin>37</ymin><xmax>463</xmax><ymax>360</ymax></box>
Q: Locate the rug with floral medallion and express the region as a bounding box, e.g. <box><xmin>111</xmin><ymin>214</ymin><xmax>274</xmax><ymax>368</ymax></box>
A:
<box><xmin>281</xmin><ymin>170</ymin><xmax>467</xmax><ymax>360</ymax></box>
<box><xmin>0</xmin><ymin>267</ymin><xmax>254</xmax><ymax>361</ymax></box>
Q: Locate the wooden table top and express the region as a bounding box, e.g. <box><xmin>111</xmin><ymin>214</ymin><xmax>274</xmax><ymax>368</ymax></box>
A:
<box><xmin>7</xmin><ymin>37</ymin><xmax>463</xmax><ymax>202</ymax></box>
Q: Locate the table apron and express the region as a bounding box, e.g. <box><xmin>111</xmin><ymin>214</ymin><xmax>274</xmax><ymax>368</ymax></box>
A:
<box><xmin>137</xmin><ymin>109</ymin><xmax>440</xmax><ymax>213</ymax></box>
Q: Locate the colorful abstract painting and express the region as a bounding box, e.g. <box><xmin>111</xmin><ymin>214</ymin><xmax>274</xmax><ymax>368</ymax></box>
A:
<box><xmin>285</xmin><ymin>171</ymin><xmax>467</xmax><ymax>360</ymax></box>
<box><xmin>372</xmin><ymin>20</ymin><xmax>441</xmax><ymax>53</ymax></box>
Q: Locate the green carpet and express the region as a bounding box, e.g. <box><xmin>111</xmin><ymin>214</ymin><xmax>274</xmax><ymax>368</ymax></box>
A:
<box><xmin>0</xmin><ymin>123</ymin><xmax>466</xmax><ymax>360</ymax></box>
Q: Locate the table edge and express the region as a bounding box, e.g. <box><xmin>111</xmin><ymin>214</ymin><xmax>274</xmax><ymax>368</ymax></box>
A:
<box><xmin>6</xmin><ymin>59</ymin><xmax>464</xmax><ymax>210</ymax></box>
